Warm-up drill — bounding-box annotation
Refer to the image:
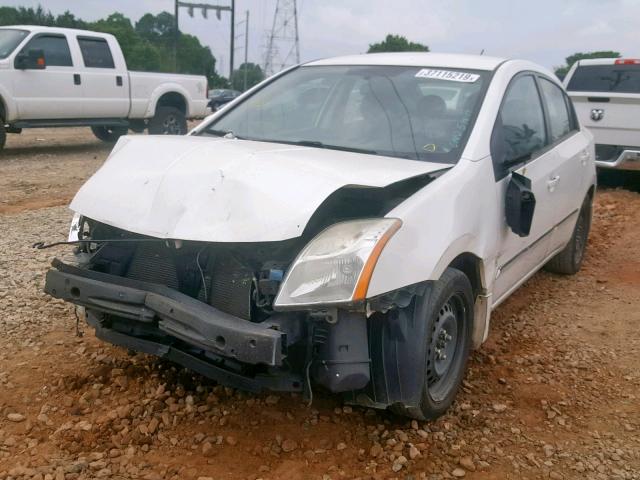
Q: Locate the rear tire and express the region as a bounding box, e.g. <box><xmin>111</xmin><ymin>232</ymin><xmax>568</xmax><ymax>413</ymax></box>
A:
<box><xmin>544</xmin><ymin>195</ymin><xmax>592</xmax><ymax>275</ymax></box>
<box><xmin>148</xmin><ymin>106</ymin><xmax>187</xmax><ymax>135</ymax></box>
<box><xmin>392</xmin><ymin>268</ymin><xmax>474</xmax><ymax>420</ymax></box>
<box><xmin>91</xmin><ymin>126</ymin><xmax>128</xmax><ymax>143</ymax></box>
<box><xmin>0</xmin><ymin>123</ymin><xmax>6</xmax><ymax>151</ymax></box>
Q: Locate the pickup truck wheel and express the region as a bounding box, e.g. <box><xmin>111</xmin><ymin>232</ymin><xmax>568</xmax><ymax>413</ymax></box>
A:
<box><xmin>0</xmin><ymin>123</ymin><xmax>5</xmax><ymax>151</ymax></box>
<box><xmin>148</xmin><ymin>107</ymin><xmax>187</xmax><ymax>135</ymax></box>
<box><xmin>392</xmin><ymin>268</ymin><xmax>473</xmax><ymax>420</ymax></box>
<box><xmin>544</xmin><ymin>195</ymin><xmax>592</xmax><ymax>275</ymax></box>
<box><xmin>91</xmin><ymin>126</ymin><xmax>128</xmax><ymax>143</ymax></box>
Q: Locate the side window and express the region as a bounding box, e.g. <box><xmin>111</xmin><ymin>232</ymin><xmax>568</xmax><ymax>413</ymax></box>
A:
<box><xmin>78</xmin><ymin>37</ymin><xmax>115</xmax><ymax>68</ymax></box>
<box><xmin>493</xmin><ymin>75</ymin><xmax>547</xmax><ymax>172</ymax></box>
<box><xmin>21</xmin><ymin>35</ymin><xmax>72</xmax><ymax>67</ymax></box>
<box><xmin>539</xmin><ymin>78</ymin><xmax>573</xmax><ymax>142</ymax></box>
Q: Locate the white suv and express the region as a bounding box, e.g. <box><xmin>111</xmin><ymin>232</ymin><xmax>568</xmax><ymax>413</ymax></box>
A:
<box><xmin>42</xmin><ymin>53</ymin><xmax>596</xmax><ymax>419</ymax></box>
<box><xmin>564</xmin><ymin>58</ymin><xmax>640</xmax><ymax>171</ymax></box>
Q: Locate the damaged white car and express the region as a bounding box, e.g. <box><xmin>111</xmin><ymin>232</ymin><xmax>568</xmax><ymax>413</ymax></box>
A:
<box><xmin>42</xmin><ymin>53</ymin><xmax>596</xmax><ymax>419</ymax></box>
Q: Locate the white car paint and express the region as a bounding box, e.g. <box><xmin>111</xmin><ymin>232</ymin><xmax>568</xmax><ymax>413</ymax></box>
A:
<box><xmin>0</xmin><ymin>25</ymin><xmax>208</xmax><ymax>122</ymax></box>
<box><xmin>70</xmin><ymin>135</ymin><xmax>450</xmax><ymax>242</ymax></box>
<box><xmin>69</xmin><ymin>52</ymin><xmax>596</xmax><ymax>349</ymax></box>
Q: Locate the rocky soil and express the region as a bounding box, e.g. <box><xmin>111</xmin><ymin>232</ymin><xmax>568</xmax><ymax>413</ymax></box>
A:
<box><xmin>0</xmin><ymin>128</ymin><xmax>639</xmax><ymax>479</ymax></box>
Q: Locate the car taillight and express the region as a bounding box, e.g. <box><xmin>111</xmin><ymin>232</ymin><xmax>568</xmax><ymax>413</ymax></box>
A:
<box><xmin>614</xmin><ymin>59</ymin><xmax>640</xmax><ymax>65</ymax></box>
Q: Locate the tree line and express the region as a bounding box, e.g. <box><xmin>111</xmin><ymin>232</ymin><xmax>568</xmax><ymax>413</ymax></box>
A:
<box><xmin>0</xmin><ymin>5</ymin><xmax>265</xmax><ymax>90</ymax></box>
<box><xmin>0</xmin><ymin>6</ymin><xmax>622</xmax><ymax>88</ymax></box>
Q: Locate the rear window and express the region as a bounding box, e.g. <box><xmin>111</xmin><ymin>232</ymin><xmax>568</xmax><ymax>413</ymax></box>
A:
<box><xmin>567</xmin><ymin>64</ymin><xmax>640</xmax><ymax>93</ymax></box>
<box><xmin>78</xmin><ymin>37</ymin><xmax>115</xmax><ymax>68</ymax></box>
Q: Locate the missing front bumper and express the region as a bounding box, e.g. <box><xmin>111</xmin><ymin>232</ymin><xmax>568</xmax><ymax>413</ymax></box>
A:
<box><xmin>44</xmin><ymin>259</ymin><xmax>285</xmax><ymax>366</ymax></box>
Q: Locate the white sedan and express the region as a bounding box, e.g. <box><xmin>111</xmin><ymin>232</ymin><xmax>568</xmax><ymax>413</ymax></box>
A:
<box><xmin>43</xmin><ymin>52</ymin><xmax>596</xmax><ymax>419</ymax></box>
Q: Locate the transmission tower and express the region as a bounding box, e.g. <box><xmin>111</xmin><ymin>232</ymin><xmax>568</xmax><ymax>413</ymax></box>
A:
<box><xmin>263</xmin><ymin>0</ymin><xmax>300</xmax><ymax>77</ymax></box>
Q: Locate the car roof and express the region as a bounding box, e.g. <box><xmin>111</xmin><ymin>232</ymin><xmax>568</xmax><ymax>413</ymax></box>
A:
<box><xmin>305</xmin><ymin>52</ymin><xmax>507</xmax><ymax>71</ymax></box>
<box><xmin>0</xmin><ymin>25</ymin><xmax>116</xmax><ymax>39</ymax></box>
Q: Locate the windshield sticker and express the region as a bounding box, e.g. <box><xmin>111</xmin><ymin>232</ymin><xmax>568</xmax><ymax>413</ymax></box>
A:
<box><xmin>415</xmin><ymin>69</ymin><xmax>480</xmax><ymax>83</ymax></box>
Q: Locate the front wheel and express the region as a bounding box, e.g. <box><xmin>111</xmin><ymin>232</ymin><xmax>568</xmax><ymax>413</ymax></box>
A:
<box><xmin>148</xmin><ymin>107</ymin><xmax>187</xmax><ymax>135</ymax></box>
<box><xmin>393</xmin><ymin>268</ymin><xmax>474</xmax><ymax>420</ymax></box>
<box><xmin>91</xmin><ymin>126</ymin><xmax>128</xmax><ymax>143</ymax></box>
<box><xmin>544</xmin><ymin>195</ymin><xmax>592</xmax><ymax>275</ymax></box>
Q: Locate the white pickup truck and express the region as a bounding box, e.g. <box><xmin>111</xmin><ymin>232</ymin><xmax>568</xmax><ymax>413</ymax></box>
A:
<box><xmin>0</xmin><ymin>26</ymin><xmax>209</xmax><ymax>149</ymax></box>
<box><xmin>564</xmin><ymin>58</ymin><xmax>640</xmax><ymax>171</ymax></box>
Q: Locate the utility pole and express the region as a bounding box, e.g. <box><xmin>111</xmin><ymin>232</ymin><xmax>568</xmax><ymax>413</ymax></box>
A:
<box><xmin>244</xmin><ymin>10</ymin><xmax>249</xmax><ymax>90</ymax></box>
<box><xmin>234</xmin><ymin>10</ymin><xmax>250</xmax><ymax>90</ymax></box>
<box><xmin>174</xmin><ymin>0</ymin><xmax>179</xmax><ymax>72</ymax></box>
<box><xmin>229</xmin><ymin>0</ymin><xmax>235</xmax><ymax>78</ymax></box>
<box><xmin>174</xmin><ymin>1</ymin><xmax>234</xmax><ymax>74</ymax></box>
<box><xmin>263</xmin><ymin>0</ymin><xmax>300</xmax><ymax>77</ymax></box>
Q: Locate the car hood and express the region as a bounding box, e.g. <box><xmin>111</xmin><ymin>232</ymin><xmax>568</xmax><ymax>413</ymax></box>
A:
<box><xmin>70</xmin><ymin>135</ymin><xmax>450</xmax><ymax>242</ymax></box>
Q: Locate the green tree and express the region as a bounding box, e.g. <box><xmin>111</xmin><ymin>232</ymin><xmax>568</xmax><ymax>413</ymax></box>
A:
<box><xmin>230</xmin><ymin>63</ymin><xmax>265</xmax><ymax>91</ymax></box>
<box><xmin>367</xmin><ymin>34</ymin><xmax>429</xmax><ymax>53</ymax></box>
<box><xmin>55</xmin><ymin>10</ymin><xmax>87</xmax><ymax>29</ymax></box>
<box><xmin>0</xmin><ymin>6</ymin><xmax>228</xmax><ymax>89</ymax></box>
<box><xmin>135</xmin><ymin>12</ymin><xmax>175</xmax><ymax>46</ymax></box>
<box><xmin>554</xmin><ymin>51</ymin><xmax>621</xmax><ymax>79</ymax></box>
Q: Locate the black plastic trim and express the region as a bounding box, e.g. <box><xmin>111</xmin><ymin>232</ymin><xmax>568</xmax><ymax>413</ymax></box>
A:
<box><xmin>44</xmin><ymin>260</ymin><xmax>285</xmax><ymax>366</ymax></box>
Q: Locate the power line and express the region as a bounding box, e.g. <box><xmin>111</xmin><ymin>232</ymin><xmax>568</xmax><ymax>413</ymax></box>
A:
<box><xmin>263</xmin><ymin>0</ymin><xmax>300</xmax><ymax>77</ymax></box>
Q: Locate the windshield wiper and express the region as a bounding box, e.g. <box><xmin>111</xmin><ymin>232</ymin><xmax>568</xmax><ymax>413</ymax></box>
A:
<box><xmin>288</xmin><ymin>140</ymin><xmax>378</xmax><ymax>155</ymax></box>
<box><xmin>204</xmin><ymin>129</ymin><xmax>243</xmax><ymax>139</ymax></box>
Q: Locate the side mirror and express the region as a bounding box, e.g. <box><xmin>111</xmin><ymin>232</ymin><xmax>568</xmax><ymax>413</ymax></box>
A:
<box><xmin>15</xmin><ymin>49</ymin><xmax>46</xmax><ymax>70</ymax></box>
<box><xmin>505</xmin><ymin>172</ymin><xmax>536</xmax><ymax>237</ymax></box>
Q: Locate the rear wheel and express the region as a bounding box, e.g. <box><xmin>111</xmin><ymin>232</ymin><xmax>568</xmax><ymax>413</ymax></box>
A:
<box><xmin>0</xmin><ymin>123</ymin><xmax>5</xmax><ymax>151</ymax></box>
<box><xmin>148</xmin><ymin>106</ymin><xmax>187</xmax><ymax>135</ymax></box>
<box><xmin>91</xmin><ymin>126</ymin><xmax>128</xmax><ymax>143</ymax></box>
<box><xmin>545</xmin><ymin>195</ymin><xmax>592</xmax><ymax>275</ymax></box>
<box><xmin>392</xmin><ymin>268</ymin><xmax>474</xmax><ymax>420</ymax></box>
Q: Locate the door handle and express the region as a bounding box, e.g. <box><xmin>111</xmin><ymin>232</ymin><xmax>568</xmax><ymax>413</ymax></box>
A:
<box><xmin>116</xmin><ymin>75</ymin><xmax>123</xmax><ymax>86</ymax></box>
<box><xmin>73</xmin><ymin>73</ymin><xmax>81</xmax><ymax>85</ymax></box>
<box><xmin>547</xmin><ymin>175</ymin><xmax>560</xmax><ymax>192</ymax></box>
<box><xmin>580</xmin><ymin>149</ymin><xmax>589</xmax><ymax>166</ymax></box>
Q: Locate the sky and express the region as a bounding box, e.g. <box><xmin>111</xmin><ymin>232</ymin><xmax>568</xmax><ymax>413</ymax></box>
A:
<box><xmin>3</xmin><ymin>0</ymin><xmax>639</xmax><ymax>76</ymax></box>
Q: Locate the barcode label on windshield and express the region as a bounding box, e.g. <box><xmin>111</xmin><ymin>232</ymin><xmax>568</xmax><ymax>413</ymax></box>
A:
<box><xmin>415</xmin><ymin>69</ymin><xmax>480</xmax><ymax>83</ymax></box>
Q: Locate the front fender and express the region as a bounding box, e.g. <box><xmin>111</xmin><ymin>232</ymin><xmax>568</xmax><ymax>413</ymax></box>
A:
<box><xmin>0</xmin><ymin>84</ymin><xmax>17</xmax><ymax>122</ymax></box>
<box><xmin>367</xmin><ymin>157</ymin><xmax>499</xmax><ymax>298</ymax></box>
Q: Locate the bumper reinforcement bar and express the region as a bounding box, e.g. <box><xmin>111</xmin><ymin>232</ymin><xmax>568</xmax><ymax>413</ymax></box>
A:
<box><xmin>45</xmin><ymin>259</ymin><xmax>285</xmax><ymax>367</ymax></box>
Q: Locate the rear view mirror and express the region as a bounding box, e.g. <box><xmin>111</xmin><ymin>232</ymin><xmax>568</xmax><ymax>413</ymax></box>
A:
<box><xmin>505</xmin><ymin>172</ymin><xmax>536</xmax><ymax>237</ymax></box>
<box><xmin>15</xmin><ymin>48</ymin><xmax>46</xmax><ymax>70</ymax></box>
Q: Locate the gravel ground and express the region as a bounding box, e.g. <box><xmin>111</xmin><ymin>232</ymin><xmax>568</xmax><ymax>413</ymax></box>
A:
<box><xmin>0</xmin><ymin>128</ymin><xmax>639</xmax><ymax>480</ymax></box>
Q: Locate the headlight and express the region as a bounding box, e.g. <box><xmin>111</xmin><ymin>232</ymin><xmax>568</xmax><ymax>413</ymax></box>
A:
<box><xmin>274</xmin><ymin>218</ymin><xmax>401</xmax><ymax>307</ymax></box>
<box><xmin>68</xmin><ymin>212</ymin><xmax>82</xmax><ymax>241</ymax></box>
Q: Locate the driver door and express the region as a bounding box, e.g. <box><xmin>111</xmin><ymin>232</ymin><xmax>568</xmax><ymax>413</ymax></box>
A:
<box><xmin>12</xmin><ymin>33</ymin><xmax>84</xmax><ymax>119</ymax></box>
<box><xmin>492</xmin><ymin>74</ymin><xmax>557</xmax><ymax>305</ymax></box>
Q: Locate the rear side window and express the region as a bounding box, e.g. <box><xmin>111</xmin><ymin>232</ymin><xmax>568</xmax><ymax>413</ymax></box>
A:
<box><xmin>78</xmin><ymin>37</ymin><xmax>115</xmax><ymax>68</ymax></box>
<box><xmin>539</xmin><ymin>78</ymin><xmax>573</xmax><ymax>142</ymax></box>
<box><xmin>21</xmin><ymin>35</ymin><xmax>72</xmax><ymax>67</ymax></box>
<box><xmin>494</xmin><ymin>75</ymin><xmax>547</xmax><ymax>167</ymax></box>
<box><xmin>567</xmin><ymin>64</ymin><xmax>640</xmax><ymax>93</ymax></box>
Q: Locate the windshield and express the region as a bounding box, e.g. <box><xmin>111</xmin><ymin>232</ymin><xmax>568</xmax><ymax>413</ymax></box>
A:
<box><xmin>200</xmin><ymin>65</ymin><xmax>489</xmax><ymax>163</ymax></box>
<box><xmin>0</xmin><ymin>29</ymin><xmax>28</xmax><ymax>59</ymax></box>
<box><xmin>567</xmin><ymin>64</ymin><xmax>640</xmax><ymax>94</ymax></box>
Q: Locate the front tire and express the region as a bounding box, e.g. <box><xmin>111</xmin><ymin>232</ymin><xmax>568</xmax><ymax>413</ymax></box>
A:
<box><xmin>148</xmin><ymin>106</ymin><xmax>187</xmax><ymax>135</ymax></box>
<box><xmin>544</xmin><ymin>195</ymin><xmax>592</xmax><ymax>275</ymax></box>
<box><xmin>393</xmin><ymin>268</ymin><xmax>474</xmax><ymax>420</ymax></box>
<box><xmin>91</xmin><ymin>126</ymin><xmax>128</xmax><ymax>143</ymax></box>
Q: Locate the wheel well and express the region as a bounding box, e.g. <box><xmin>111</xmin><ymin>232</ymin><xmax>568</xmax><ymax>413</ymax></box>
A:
<box><xmin>156</xmin><ymin>92</ymin><xmax>186</xmax><ymax>115</ymax></box>
<box><xmin>448</xmin><ymin>253</ymin><xmax>483</xmax><ymax>298</ymax></box>
<box><xmin>587</xmin><ymin>184</ymin><xmax>595</xmax><ymax>200</ymax></box>
<box><xmin>0</xmin><ymin>97</ymin><xmax>5</xmax><ymax>123</ymax></box>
